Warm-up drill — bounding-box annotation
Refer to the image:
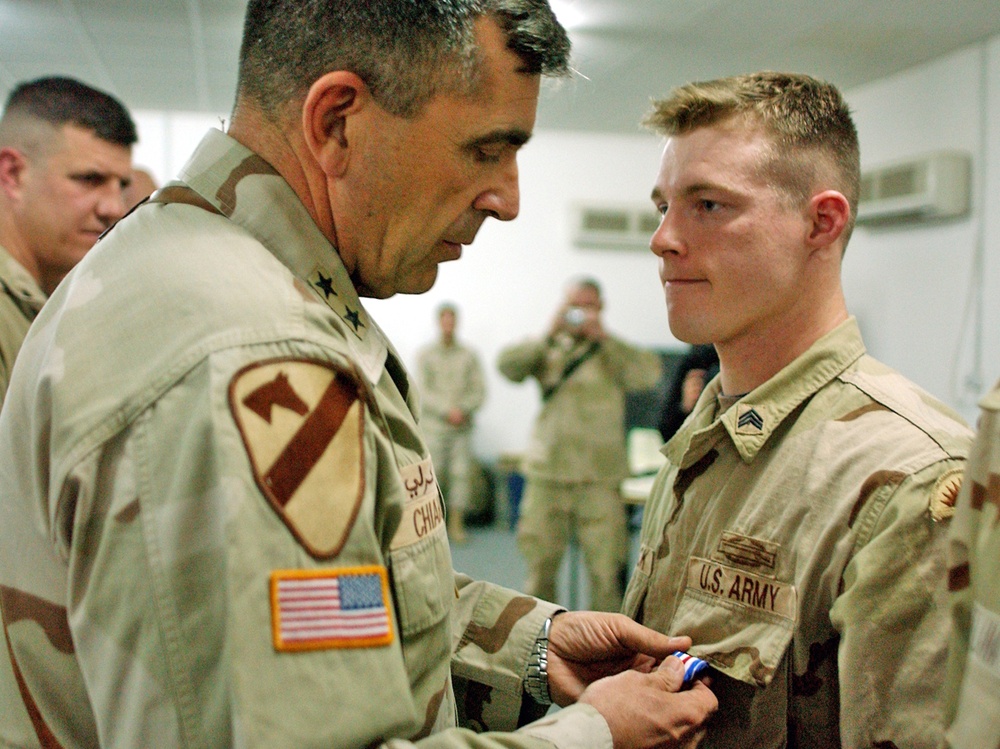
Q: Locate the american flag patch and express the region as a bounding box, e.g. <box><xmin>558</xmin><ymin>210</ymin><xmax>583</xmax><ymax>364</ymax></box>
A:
<box><xmin>270</xmin><ymin>566</ymin><xmax>393</xmax><ymax>651</ymax></box>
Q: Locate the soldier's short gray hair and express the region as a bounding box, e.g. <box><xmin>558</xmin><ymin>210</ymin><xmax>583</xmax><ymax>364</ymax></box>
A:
<box><xmin>236</xmin><ymin>0</ymin><xmax>571</xmax><ymax>121</ymax></box>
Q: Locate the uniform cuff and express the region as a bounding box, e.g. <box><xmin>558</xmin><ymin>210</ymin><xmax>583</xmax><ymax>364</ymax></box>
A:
<box><xmin>518</xmin><ymin>703</ymin><xmax>613</xmax><ymax>749</ymax></box>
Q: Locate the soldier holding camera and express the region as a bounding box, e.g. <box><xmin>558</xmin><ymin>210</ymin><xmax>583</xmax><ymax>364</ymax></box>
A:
<box><xmin>498</xmin><ymin>278</ymin><xmax>662</xmax><ymax>611</ymax></box>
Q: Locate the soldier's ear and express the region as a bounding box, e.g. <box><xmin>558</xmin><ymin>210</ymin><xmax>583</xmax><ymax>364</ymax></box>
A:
<box><xmin>0</xmin><ymin>147</ymin><xmax>28</xmax><ymax>200</ymax></box>
<box><xmin>302</xmin><ymin>71</ymin><xmax>369</xmax><ymax>178</ymax></box>
<box><xmin>806</xmin><ymin>190</ymin><xmax>850</xmax><ymax>251</ymax></box>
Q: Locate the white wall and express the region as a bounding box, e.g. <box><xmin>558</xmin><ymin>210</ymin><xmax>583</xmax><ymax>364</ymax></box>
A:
<box><xmin>844</xmin><ymin>36</ymin><xmax>1000</xmax><ymax>425</ymax></box>
<box><xmin>132</xmin><ymin>110</ymin><xmax>229</xmax><ymax>188</ymax></box>
<box><xmin>129</xmin><ymin>31</ymin><xmax>1000</xmax><ymax>459</ymax></box>
<box><xmin>366</xmin><ymin>131</ymin><xmax>679</xmax><ymax>460</ymax></box>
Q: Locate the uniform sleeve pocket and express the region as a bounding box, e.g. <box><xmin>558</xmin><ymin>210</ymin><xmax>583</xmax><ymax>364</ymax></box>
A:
<box><xmin>388</xmin><ymin>526</ymin><xmax>453</xmax><ymax>637</ymax></box>
<box><xmin>672</xmin><ymin>557</ymin><xmax>796</xmax><ymax>688</ymax></box>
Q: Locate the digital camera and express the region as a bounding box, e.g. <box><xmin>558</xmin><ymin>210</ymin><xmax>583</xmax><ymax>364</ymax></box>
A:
<box><xmin>563</xmin><ymin>306</ymin><xmax>587</xmax><ymax>327</ymax></box>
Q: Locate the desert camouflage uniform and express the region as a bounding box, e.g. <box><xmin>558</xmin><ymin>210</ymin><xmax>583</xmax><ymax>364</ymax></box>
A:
<box><xmin>415</xmin><ymin>341</ymin><xmax>486</xmax><ymax>514</ymax></box>
<box><xmin>0</xmin><ymin>243</ymin><xmax>46</xmax><ymax>406</ymax></box>
<box><xmin>498</xmin><ymin>334</ymin><xmax>661</xmax><ymax>611</ymax></box>
<box><xmin>943</xmin><ymin>378</ymin><xmax>1000</xmax><ymax>748</ymax></box>
<box><xmin>0</xmin><ymin>246</ymin><xmax>43</xmax><ymax>749</ymax></box>
<box><xmin>0</xmin><ymin>128</ymin><xmax>613</xmax><ymax>749</ymax></box>
<box><xmin>623</xmin><ymin>319</ymin><xmax>972</xmax><ymax>748</ymax></box>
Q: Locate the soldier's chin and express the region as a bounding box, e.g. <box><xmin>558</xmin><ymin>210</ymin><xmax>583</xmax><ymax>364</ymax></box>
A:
<box><xmin>666</xmin><ymin>317</ymin><xmax>713</xmax><ymax>346</ymax></box>
<box><xmin>359</xmin><ymin>267</ymin><xmax>440</xmax><ymax>299</ymax></box>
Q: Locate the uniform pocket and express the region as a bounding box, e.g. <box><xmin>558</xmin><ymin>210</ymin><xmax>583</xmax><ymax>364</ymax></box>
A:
<box><xmin>673</xmin><ymin>556</ymin><xmax>796</xmax><ymax>688</ymax></box>
<box><xmin>622</xmin><ymin>543</ymin><xmax>655</xmax><ymax>619</ymax></box>
<box><xmin>388</xmin><ymin>524</ymin><xmax>453</xmax><ymax>637</ymax></box>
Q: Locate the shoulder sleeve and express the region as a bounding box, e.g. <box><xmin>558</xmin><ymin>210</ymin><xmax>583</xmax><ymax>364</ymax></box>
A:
<box><xmin>942</xmin><ymin>387</ymin><xmax>1000</xmax><ymax>746</ymax></box>
<box><xmin>385</xmin><ymin>703</ymin><xmax>611</xmax><ymax>749</ymax></box>
<box><xmin>443</xmin><ymin>575</ymin><xmax>614</xmax><ymax>749</ymax></box>
<box><xmin>830</xmin><ymin>458</ymin><xmax>965</xmax><ymax>748</ymax></box>
<box><xmin>54</xmin><ymin>349</ymin><xmax>426</xmax><ymax>746</ymax></box>
<box><xmin>596</xmin><ymin>337</ymin><xmax>662</xmax><ymax>392</ymax></box>
<box><xmin>449</xmin><ymin>574</ymin><xmax>559</xmax><ymax>730</ymax></box>
<box><xmin>0</xmin><ymin>295</ymin><xmax>32</xmax><ymax>407</ymax></box>
<box><xmin>497</xmin><ymin>340</ymin><xmax>546</xmax><ymax>383</ymax></box>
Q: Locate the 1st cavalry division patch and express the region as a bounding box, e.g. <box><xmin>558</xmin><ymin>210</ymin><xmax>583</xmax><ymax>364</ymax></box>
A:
<box><xmin>230</xmin><ymin>358</ymin><xmax>365</xmax><ymax>558</ymax></box>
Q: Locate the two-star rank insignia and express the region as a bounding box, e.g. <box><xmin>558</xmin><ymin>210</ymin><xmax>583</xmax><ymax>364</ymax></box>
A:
<box><xmin>307</xmin><ymin>266</ymin><xmax>367</xmax><ymax>340</ymax></box>
<box><xmin>230</xmin><ymin>359</ymin><xmax>365</xmax><ymax>558</ymax></box>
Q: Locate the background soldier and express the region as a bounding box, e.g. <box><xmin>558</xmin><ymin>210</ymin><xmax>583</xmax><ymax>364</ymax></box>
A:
<box><xmin>943</xmin><ymin>376</ymin><xmax>1000</xmax><ymax>747</ymax></box>
<box><xmin>498</xmin><ymin>278</ymin><xmax>662</xmax><ymax>612</ymax></box>
<box><xmin>0</xmin><ymin>76</ymin><xmax>135</xmax><ymax>404</ymax></box>
<box><xmin>0</xmin><ymin>75</ymin><xmax>134</xmax><ymax>746</ymax></box>
<box><xmin>415</xmin><ymin>303</ymin><xmax>487</xmax><ymax>543</ymax></box>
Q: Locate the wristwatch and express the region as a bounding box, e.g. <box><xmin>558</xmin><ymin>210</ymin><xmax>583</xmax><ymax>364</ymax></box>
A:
<box><xmin>524</xmin><ymin>616</ymin><xmax>553</xmax><ymax>705</ymax></box>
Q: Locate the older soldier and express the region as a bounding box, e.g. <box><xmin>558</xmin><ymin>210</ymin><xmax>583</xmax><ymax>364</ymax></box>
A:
<box><xmin>943</xmin><ymin>377</ymin><xmax>1000</xmax><ymax>748</ymax></box>
<box><xmin>498</xmin><ymin>278</ymin><xmax>662</xmax><ymax>612</ymax></box>
<box><xmin>624</xmin><ymin>72</ymin><xmax>973</xmax><ymax>747</ymax></box>
<box><xmin>416</xmin><ymin>303</ymin><xmax>487</xmax><ymax>543</ymax></box>
<box><xmin>0</xmin><ymin>76</ymin><xmax>135</xmax><ymax>405</ymax></box>
<box><xmin>0</xmin><ymin>1</ymin><xmax>716</xmax><ymax>747</ymax></box>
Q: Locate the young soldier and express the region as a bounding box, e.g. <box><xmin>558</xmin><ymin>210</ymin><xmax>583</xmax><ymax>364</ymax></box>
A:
<box><xmin>626</xmin><ymin>71</ymin><xmax>973</xmax><ymax>747</ymax></box>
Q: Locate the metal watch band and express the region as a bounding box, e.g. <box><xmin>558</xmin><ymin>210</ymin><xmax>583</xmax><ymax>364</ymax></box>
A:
<box><xmin>524</xmin><ymin>616</ymin><xmax>552</xmax><ymax>706</ymax></box>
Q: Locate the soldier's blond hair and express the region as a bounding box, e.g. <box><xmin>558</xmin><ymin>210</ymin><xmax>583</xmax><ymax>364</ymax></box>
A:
<box><xmin>644</xmin><ymin>72</ymin><xmax>860</xmax><ymax>243</ymax></box>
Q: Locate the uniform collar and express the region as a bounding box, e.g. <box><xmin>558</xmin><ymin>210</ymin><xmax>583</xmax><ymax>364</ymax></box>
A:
<box><xmin>0</xmin><ymin>243</ymin><xmax>47</xmax><ymax>316</ymax></box>
<box><xmin>175</xmin><ymin>128</ymin><xmax>389</xmax><ymax>384</ymax></box>
<box><xmin>666</xmin><ymin>317</ymin><xmax>867</xmax><ymax>466</ymax></box>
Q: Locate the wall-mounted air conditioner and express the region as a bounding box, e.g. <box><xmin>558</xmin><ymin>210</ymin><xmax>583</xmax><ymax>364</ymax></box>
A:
<box><xmin>856</xmin><ymin>150</ymin><xmax>971</xmax><ymax>226</ymax></box>
<box><xmin>571</xmin><ymin>203</ymin><xmax>662</xmax><ymax>250</ymax></box>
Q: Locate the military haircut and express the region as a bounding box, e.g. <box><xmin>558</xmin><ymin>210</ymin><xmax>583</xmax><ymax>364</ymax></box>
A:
<box><xmin>570</xmin><ymin>276</ymin><xmax>602</xmax><ymax>298</ymax></box>
<box><xmin>0</xmin><ymin>76</ymin><xmax>137</xmax><ymax>149</ymax></box>
<box><xmin>236</xmin><ymin>0</ymin><xmax>571</xmax><ymax>121</ymax></box>
<box><xmin>644</xmin><ymin>72</ymin><xmax>861</xmax><ymax>242</ymax></box>
<box><xmin>437</xmin><ymin>302</ymin><xmax>458</xmax><ymax>317</ymax></box>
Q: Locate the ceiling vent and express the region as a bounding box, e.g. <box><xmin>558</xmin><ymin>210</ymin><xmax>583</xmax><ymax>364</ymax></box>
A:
<box><xmin>571</xmin><ymin>203</ymin><xmax>661</xmax><ymax>250</ymax></box>
<box><xmin>856</xmin><ymin>150</ymin><xmax>971</xmax><ymax>226</ymax></box>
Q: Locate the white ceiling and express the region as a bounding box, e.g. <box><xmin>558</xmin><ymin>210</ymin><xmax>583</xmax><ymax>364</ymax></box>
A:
<box><xmin>2</xmin><ymin>0</ymin><xmax>1000</xmax><ymax>136</ymax></box>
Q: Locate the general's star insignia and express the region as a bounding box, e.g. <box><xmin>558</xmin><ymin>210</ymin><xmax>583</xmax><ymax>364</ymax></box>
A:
<box><xmin>344</xmin><ymin>307</ymin><xmax>364</xmax><ymax>332</ymax></box>
<box><xmin>314</xmin><ymin>272</ymin><xmax>336</xmax><ymax>299</ymax></box>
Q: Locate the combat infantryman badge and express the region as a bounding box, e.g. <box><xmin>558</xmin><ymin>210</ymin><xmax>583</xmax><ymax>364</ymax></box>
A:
<box><xmin>230</xmin><ymin>358</ymin><xmax>366</xmax><ymax>558</ymax></box>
